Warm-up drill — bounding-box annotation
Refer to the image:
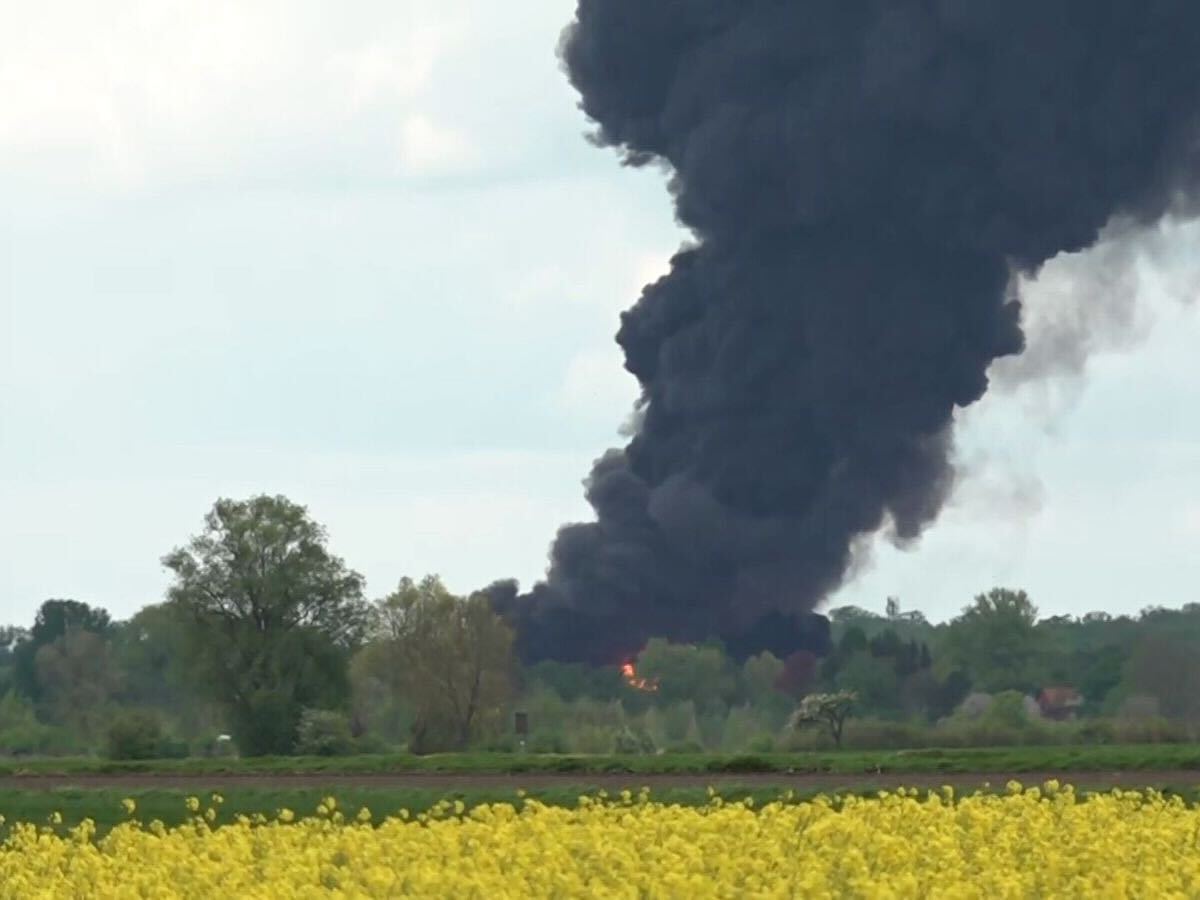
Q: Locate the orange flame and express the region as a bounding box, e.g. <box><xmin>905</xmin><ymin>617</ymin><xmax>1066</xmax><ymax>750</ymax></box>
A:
<box><xmin>621</xmin><ymin>661</ymin><xmax>659</xmax><ymax>692</ymax></box>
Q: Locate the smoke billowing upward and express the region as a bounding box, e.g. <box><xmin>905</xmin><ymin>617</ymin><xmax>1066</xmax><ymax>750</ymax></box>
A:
<box><xmin>493</xmin><ymin>2</ymin><xmax>1200</xmax><ymax>665</ymax></box>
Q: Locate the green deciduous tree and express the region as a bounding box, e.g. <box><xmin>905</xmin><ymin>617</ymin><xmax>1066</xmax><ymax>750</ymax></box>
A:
<box><xmin>741</xmin><ymin>651</ymin><xmax>784</xmax><ymax>703</ymax></box>
<box><xmin>835</xmin><ymin>651</ymin><xmax>901</xmax><ymax>715</ymax></box>
<box><xmin>35</xmin><ymin>628</ymin><xmax>121</xmax><ymax>745</ymax></box>
<box><xmin>940</xmin><ymin>588</ymin><xmax>1043</xmax><ymax>693</ymax></box>
<box><xmin>358</xmin><ymin>575</ymin><xmax>515</xmax><ymax>753</ymax></box>
<box><xmin>162</xmin><ymin>495</ymin><xmax>367</xmax><ymax>756</ymax></box>
<box><xmin>12</xmin><ymin>600</ymin><xmax>112</xmax><ymax>703</ymax></box>
<box><xmin>635</xmin><ymin>639</ymin><xmax>737</xmax><ymax>714</ymax></box>
<box><xmin>1120</xmin><ymin>635</ymin><xmax>1200</xmax><ymax>721</ymax></box>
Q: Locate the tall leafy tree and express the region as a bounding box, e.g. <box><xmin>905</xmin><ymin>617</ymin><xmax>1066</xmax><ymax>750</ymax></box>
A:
<box><xmin>35</xmin><ymin>629</ymin><xmax>120</xmax><ymax>744</ymax></box>
<box><xmin>12</xmin><ymin>600</ymin><xmax>112</xmax><ymax>702</ymax></box>
<box><xmin>835</xmin><ymin>651</ymin><xmax>901</xmax><ymax>715</ymax></box>
<box><xmin>636</xmin><ymin>639</ymin><xmax>737</xmax><ymax>714</ymax></box>
<box><xmin>1120</xmin><ymin>635</ymin><xmax>1200</xmax><ymax>721</ymax></box>
<box><xmin>162</xmin><ymin>495</ymin><xmax>367</xmax><ymax>756</ymax></box>
<box><xmin>111</xmin><ymin>604</ymin><xmax>187</xmax><ymax>709</ymax></box>
<box><xmin>358</xmin><ymin>575</ymin><xmax>515</xmax><ymax>753</ymax></box>
<box><xmin>940</xmin><ymin>588</ymin><xmax>1044</xmax><ymax>694</ymax></box>
<box><xmin>109</xmin><ymin>603</ymin><xmax>223</xmax><ymax>737</ymax></box>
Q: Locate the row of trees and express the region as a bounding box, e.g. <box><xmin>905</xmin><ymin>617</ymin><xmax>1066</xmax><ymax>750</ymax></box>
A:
<box><xmin>0</xmin><ymin>496</ymin><xmax>516</xmax><ymax>757</ymax></box>
<box><xmin>2</xmin><ymin>492</ymin><xmax>1198</xmax><ymax>757</ymax></box>
<box><xmin>822</xmin><ymin>592</ymin><xmax>1200</xmax><ymax>721</ymax></box>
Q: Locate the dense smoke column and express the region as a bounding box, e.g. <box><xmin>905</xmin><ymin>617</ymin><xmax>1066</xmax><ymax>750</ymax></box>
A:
<box><xmin>497</xmin><ymin>2</ymin><xmax>1200</xmax><ymax>665</ymax></box>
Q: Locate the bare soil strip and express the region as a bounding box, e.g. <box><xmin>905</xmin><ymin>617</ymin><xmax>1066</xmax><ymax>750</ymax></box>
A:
<box><xmin>2</xmin><ymin>770</ymin><xmax>1198</xmax><ymax>791</ymax></box>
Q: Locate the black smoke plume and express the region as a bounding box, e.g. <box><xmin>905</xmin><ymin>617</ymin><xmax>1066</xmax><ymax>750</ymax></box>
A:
<box><xmin>493</xmin><ymin>1</ymin><xmax>1200</xmax><ymax>665</ymax></box>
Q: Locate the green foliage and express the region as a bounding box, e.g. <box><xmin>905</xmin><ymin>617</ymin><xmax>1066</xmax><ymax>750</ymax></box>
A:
<box><xmin>7</xmin><ymin>742</ymin><xmax>1200</xmax><ymax>780</ymax></box>
<box><xmin>636</xmin><ymin>639</ymin><xmax>736</xmax><ymax>714</ymax></box>
<box><xmin>110</xmin><ymin>604</ymin><xmax>198</xmax><ymax>717</ymax></box>
<box><xmin>835</xmin><ymin>652</ymin><xmax>900</xmax><ymax>713</ymax></box>
<box><xmin>35</xmin><ymin>628</ymin><xmax>121</xmax><ymax>746</ymax></box>
<box><xmin>0</xmin><ymin>692</ymin><xmax>74</xmax><ymax>756</ymax></box>
<box><xmin>295</xmin><ymin>709</ymin><xmax>356</xmax><ymax>757</ymax></box>
<box><xmin>829</xmin><ymin>603</ymin><xmax>934</xmax><ymax>645</ymax></box>
<box><xmin>567</xmin><ymin>724</ymin><xmax>619</xmax><ymax>754</ymax></box>
<box><xmin>12</xmin><ymin>600</ymin><xmax>112</xmax><ymax>703</ymax></box>
<box><xmin>527</xmin><ymin>730</ymin><xmax>569</xmax><ymax>754</ymax></box>
<box><xmin>9</xmin><ymin>576</ymin><xmax>1200</xmax><ymax>759</ymax></box>
<box><xmin>1121</xmin><ymin>635</ymin><xmax>1200</xmax><ymax>721</ymax></box>
<box><xmin>347</xmin><ymin>652</ymin><xmax>413</xmax><ymax>747</ymax></box>
<box><xmin>105</xmin><ymin>710</ymin><xmax>173</xmax><ymax>761</ymax></box>
<box><xmin>838</xmin><ymin>627</ymin><xmax>869</xmax><ymax>657</ymax></box>
<box><xmin>721</xmin><ymin>704</ymin><xmax>773</xmax><ymax>752</ymax></box>
<box><xmin>740</xmin><ymin>652</ymin><xmax>784</xmax><ymax>702</ymax></box>
<box><xmin>940</xmin><ymin>588</ymin><xmax>1044</xmax><ymax>693</ymax></box>
<box><xmin>226</xmin><ymin>690</ymin><xmax>303</xmax><ymax>757</ymax></box>
<box><xmin>524</xmin><ymin>661</ymin><xmax>622</xmax><ymax>702</ymax></box>
<box><xmin>983</xmin><ymin>691</ymin><xmax>1033</xmax><ymax>729</ymax></box>
<box><xmin>359</xmin><ymin>575</ymin><xmax>515</xmax><ymax>753</ymax></box>
<box><xmin>613</xmin><ymin>725</ymin><xmax>656</xmax><ymax>755</ymax></box>
<box><xmin>162</xmin><ymin>495</ymin><xmax>367</xmax><ymax>756</ymax></box>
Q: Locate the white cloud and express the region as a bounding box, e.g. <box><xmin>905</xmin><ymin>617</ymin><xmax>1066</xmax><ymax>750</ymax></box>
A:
<box><xmin>0</xmin><ymin>0</ymin><xmax>473</xmax><ymax>189</ymax></box>
<box><xmin>327</xmin><ymin>34</ymin><xmax>444</xmax><ymax>113</ymax></box>
<box><xmin>1180</xmin><ymin>504</ymin><xmax>1200</xmax><ymax>540</ymax></box>
<box><xmin>396</xmin><ymin>113</ymin><xmax>476</xmax><ymax>176</ymax></box>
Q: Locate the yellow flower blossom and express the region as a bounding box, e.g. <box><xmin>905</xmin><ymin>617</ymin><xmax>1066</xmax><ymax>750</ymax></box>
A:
<box><xmin>1</xmin><ymin>783</ymin><xmax>1198</xmax><ymax>898</ymax></box>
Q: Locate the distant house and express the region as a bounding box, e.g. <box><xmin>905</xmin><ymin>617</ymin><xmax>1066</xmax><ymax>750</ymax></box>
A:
<box><xmin>1037</xmin><ymin>686</ymin><xmax>1084</xmax><ymax>721</ymax></box>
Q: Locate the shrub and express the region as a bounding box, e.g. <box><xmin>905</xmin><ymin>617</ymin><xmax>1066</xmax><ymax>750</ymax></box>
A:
<box><xmin>613</xmin><ymin>726</ymin><xmax>656</xmax><ymax>755</ymax></box>
<box><xmin>745</xmin><ymin>734</ymin><xmax>776</xmax><ymax>753</ymax></box>
<box><xmin>229</xmin><ymin>691</ymin><xmax>303</xmax><ymax>756</ymax></box>
<box><xmin>295</xmin><ymin>709</ymin><xmax>355</xmax><ymax>757</ymax></box>
<box><xmin>0</xmin><ymin>722</ymin><xmax>75</xmax><ymax>757</ymax></box>
<box><xmin>1074</xmin><ymin>719</ymin><xmax>1117</xmax><ymax>745</ymax></box>
<box><xmin>478</xmin><ymin>733</ymin><xmax>518</xmax><ymax>752</ymax></box>
<box><xmin>983</xmin><ymin>691</ymin><xmax>1031</xmax><ymax>729</ymax></box>
<box><xmin>1111</xmin><ymin>716</ymin><xmax>1192</xmax><ymax>744</ymax></box>
<box><xmin>0</xmin><ymin>692</ymin><xmax>79</xmax><ymax>757</ymax></box>
<box><xmin>351</xmin><ymin>732</ymin><xmax>392</xmax><ymax>755</ymax></box>
<box><xmin>528</xmin><ymin>730</ymin><xmax>569</xmax><ymax>754</ymax></box>
<box><xmin>567</xmin><ymin>724</ymin><xmax>617</xmax><ymax>754</ymax></box>
<box><xmin>106</xmin><ymin>710</ymin><xmax>166</xmax><ymax>760</ymax></box>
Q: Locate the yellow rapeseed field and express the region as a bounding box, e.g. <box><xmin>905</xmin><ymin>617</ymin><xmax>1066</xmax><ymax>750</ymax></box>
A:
<box><xmin>2</xmin><ymin>783</ymin><xmax>1199</xmax><ymax>898</ymax></box>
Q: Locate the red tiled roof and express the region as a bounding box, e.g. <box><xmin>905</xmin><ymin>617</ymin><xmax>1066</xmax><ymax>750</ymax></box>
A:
<box><xmin>1038</xmin><ymin>686</ymin><xmax>1083</xmax><ymax>709</ymax></box>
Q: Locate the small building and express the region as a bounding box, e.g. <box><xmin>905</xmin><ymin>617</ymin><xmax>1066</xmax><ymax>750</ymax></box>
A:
<box><xmin>1037</xmin><ymin>686</ymin><xmax>1084</xmax><ymax>721</ymax></box>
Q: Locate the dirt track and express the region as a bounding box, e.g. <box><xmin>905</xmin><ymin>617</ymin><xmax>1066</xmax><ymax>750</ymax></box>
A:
<box><xmin>2</xmin><ymin>770</ymin><xmax>1198</xmax><ymax>791</ymax></box>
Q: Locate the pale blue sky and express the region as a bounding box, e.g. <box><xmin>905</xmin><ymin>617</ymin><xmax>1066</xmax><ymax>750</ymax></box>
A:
<box><xmin>2</xmin><ymin>0</ymin><xmax>1198</xmax><ymax>629</ymax></box>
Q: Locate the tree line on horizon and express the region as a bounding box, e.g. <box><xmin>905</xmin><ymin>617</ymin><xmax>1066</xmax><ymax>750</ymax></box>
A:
<box><xmin>1</xmin><ymin>494</ymin><xmax>1198</xmax><ymax>758</ymax></box>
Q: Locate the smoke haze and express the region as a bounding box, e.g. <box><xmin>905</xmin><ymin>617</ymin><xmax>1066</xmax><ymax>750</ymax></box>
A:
<box><xmin>495</xmin><ymin>1</ymin><xmax>1200</xmax><ymax>664</ymax></box>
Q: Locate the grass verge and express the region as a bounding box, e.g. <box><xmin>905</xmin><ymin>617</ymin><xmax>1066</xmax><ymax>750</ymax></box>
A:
<box><xmin>2</xmin><ymin>744</ymin><xmax>1200</xmax><ymax>778</ymax></box>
